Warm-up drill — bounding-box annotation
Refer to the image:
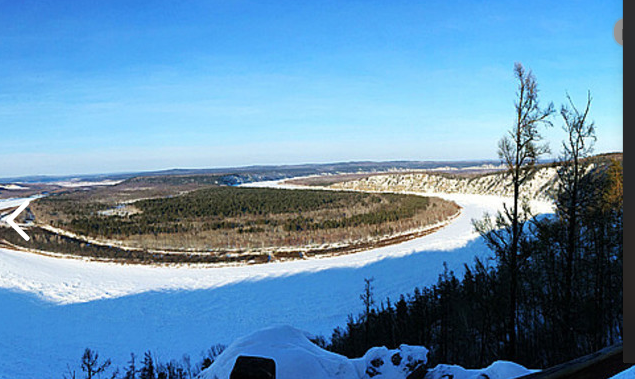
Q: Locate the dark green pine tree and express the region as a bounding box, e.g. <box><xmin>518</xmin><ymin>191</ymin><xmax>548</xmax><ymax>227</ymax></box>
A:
<box><xmin>139</xmin><ymin>351</ymin><xmax>156</xmax><ymax>379</ymax></box>
<box><xmin>124</xmin><ymin>353</ymin><xmax>137</xmax><ymax>379</ymax></box>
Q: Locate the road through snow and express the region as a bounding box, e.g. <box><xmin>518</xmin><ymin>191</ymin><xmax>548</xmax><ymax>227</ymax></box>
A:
<box><xmin>0</xmin><ymin>184</ymin><xmax>552</xmax><ymax>378</ymax></box>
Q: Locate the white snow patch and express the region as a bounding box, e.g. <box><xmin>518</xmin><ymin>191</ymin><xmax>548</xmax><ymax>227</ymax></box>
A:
<box><xmin>53</xmin><ymin>179</ymin><xmax>123</xmax><ymax>187</ymax></box>
<box><xmin>0</xmin><ymin>184</ymin><xmax>26</xmax><ymax>190</ymax></box>
<box><xmin>0</xmin><ymin>197</ymin><xmax>36</xmax><ymax>211</ymax></box>
<box><xmin>425</xmin><ymin>361</ymin><xmax>535</xmax><ymax>379</ymax></box>
<box><xmin>611</xmin><ymin>366</ymin><xmax>635</xmax><ymax>378</ymax></box>
<box><xmin>200</xmin><ymin>326</ymin><xmax>362</xmax><ymax>379</ymax></box>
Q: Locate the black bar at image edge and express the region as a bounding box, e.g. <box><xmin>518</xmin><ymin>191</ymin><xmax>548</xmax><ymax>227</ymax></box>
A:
<box><xmin>623</xmin><ymin>0</ymin><xmax>632</xmax><ymax>363</ymax></box>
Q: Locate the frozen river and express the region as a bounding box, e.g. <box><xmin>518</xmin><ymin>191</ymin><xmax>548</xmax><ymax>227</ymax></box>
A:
<box><xmin>0</xmin><ymin>185</ymin><xmax>552</xmax><ymax>378</ymax></box>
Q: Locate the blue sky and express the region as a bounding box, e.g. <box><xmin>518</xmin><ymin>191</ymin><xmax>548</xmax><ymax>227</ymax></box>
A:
<box><xmin>0</xmin><ymin>0</ymin><xmax>623</xmax><ymax>177</ymax></box>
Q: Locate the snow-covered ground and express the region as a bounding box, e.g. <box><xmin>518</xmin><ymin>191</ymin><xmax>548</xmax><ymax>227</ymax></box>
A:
<box><xmin>200</xmin><ymin>325</ymin><xmax>535</xmax><ymax>379</ymax></box>
<box><xmin>611</xmin><ymin>366</ymin><xmax>635</xmax><ymax>378</ymax></box>
<box><xmin>0</xmin><ymin>185</ymin><xmax>552</xmax><ymax>378</ymax></box>
<box><xmin>200</xmin><ymin>325</ymin><xmax>429</xmax><ymax>379</ymax></box>
<box><xmin>0</xmin><ymin>197</ymin><xmax>38</xmax><ymax>211</ymax></box>
<box><xmin>0</xmin><ymin>184</ymin><xmax>27</xmax><ymax>190</ymax></box>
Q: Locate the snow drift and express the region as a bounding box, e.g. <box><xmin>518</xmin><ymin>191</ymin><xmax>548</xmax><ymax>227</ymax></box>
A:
<box><xmin>199</xmin><ymin>325</ymin><xmax>428</xmax><ymax>379</ymax></box>
<box><xmin>425</xmin><ymin>361</ymin><xmax>536</xmax><ymax>379</ymax></box>
<box><xmin>199</xmin><ymin>325</ymin><xmax>535</xmax><ymax>379</ymax></box>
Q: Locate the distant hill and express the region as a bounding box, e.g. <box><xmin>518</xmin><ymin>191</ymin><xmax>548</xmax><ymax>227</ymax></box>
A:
<box><xmin>1</xmin><ymin>160</ymin><xmax>502</xmax><ymax>184</ymax></box>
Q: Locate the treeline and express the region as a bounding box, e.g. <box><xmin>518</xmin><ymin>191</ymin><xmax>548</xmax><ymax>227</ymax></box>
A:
<box><xmin>122</xmin><ymin>174</ymin><xmax>223</xmax><ymax>186</ymax></box>
<box><xmin>62</xmin><ymin>346</ymin><xmax>225</xmax><ymax>379</ymax></box>
<box><xmin>282</xmin><ymin>196</ymin><xmax>430</xmax><ymax>232</ymax></box>
<box><xmin>37</xmin><ymin>196</ymin><xmax>112</xmax><ymax>217</ymax></box>
<box><xmin>135</xmin><ymin>187</ymin><xmax>374</xmax><ymax>219</ymax></box>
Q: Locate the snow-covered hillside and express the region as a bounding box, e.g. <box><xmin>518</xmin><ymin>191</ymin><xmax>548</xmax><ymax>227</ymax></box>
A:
<box><xmin>331</xmin><ymin>166</ymin><xmax>560</xmax><ymax>201</ymax></box>
<box><xmin>0</xmin><ymin>188</ymin><xmax>552</xmax><ymax>378</ymax></box>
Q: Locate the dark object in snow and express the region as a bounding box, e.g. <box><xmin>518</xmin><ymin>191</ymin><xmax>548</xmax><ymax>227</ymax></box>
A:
<box><xmin>391</xmin><ymin>352</ymin><xmax>402</xmax><ymax>366</ymax></box>
<box><xmin>405</xmin><ymin>364</ymin><xmax>428</xmax><ymax>379</ymax></box>
<box><xmin>366</xmin><ymin>366</ymin><xmax>380</xmax><ymax>377</ymax></box>
<box><xmin>371</xmin><ymin>357</ymin><xmax>384</xmax><ymax>367</ymax></box>
<box><xmin>229</xmin><ymin>356</ymin><xmax>276</xmax><ymax>379</ymax></box>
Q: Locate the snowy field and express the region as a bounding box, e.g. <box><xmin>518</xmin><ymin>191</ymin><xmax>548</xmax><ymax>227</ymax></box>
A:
<box><xmin>0</xmin><ymin>183</ymin><xmax>552</xmax><ymax>378</ymax></box>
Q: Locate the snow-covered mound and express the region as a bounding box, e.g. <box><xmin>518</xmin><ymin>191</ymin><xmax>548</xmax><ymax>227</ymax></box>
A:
<box><xmin>199</xmin><ymin>325</ymin><xmax>428</xmax><ymax>379</ymax></box>
<box><xmin>425</xmin><ymin>361</ymin><xmax>535</xmax><ymax>379</ymax></box>
<box><xmin>199</xmin><ymin>326</ymin><xmax>534</xmax><ymax>379</ymax></box>
<box><xmin>359</xmin><ymin>345</ymin><xmax>429</xmax><ymax>379</ymax></box>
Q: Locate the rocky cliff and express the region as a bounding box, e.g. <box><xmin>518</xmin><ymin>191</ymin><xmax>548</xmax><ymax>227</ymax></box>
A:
<box><xmin>331</xmin><ymin>165</ymin><xmax>561</xmax><ymax>201</ymax></box>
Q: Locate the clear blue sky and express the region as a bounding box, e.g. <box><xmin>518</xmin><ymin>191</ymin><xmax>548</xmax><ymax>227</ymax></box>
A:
<box><xmin>0</xmin><ymin>0</ymin><xmax>623</xmax><ymax>177</ymax></box>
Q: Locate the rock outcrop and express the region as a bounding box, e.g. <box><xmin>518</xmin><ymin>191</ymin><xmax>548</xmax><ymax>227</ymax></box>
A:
<box><xmin>331</xmin><ymin>166</ymin><xmax>561</xmax><ymax>201</ymax></box>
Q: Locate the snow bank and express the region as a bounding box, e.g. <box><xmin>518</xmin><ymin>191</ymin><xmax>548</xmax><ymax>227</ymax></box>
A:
<box><xmin>357</xmin><ymin>345</ymin><xmax>428</xmax><ymax>379</ymax></box>
<box><xmin>610</xmin><ymin>366</ymin><xmax>635</xmax><ymax>378</ymax></box>
<box><xmin>199</xmin><ymin>326</ymin><xmax>534</xmax><ymax>379</ymax></box>
<box><xmin>0</xmin><ymin>195</ymin><xmax>45</xmax><ymax>212</ymax></box>
<box><xmin>0</xmin><ymin>197</ymin><xmax>33</xmax><ymax>211</ymax></box>
<box><xmin>199</xmin><ymin>325</ymin><xmax>428</xmax><ymax>379</ymax></box>
<box><xmin>425</xmin><ymin>361</ymin><xmax>535</xmax><ymax>379</ymax></box>
<box><xmin>200</xmin><ymin>326</ymin><xmax>359</xmax><ymax>379</ymax></box>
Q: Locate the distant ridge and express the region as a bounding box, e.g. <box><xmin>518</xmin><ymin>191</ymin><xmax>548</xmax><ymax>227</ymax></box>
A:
<box><xmin>1</xmin><ymin>159</ymin><xmax>504</xmax><ymax>184</ymax></box>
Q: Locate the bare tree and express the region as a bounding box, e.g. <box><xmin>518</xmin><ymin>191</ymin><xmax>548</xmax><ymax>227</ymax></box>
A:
<box><xmin>63</xmin><ymin>365</ymin><xmax>77</xmax><ymax>379</ymax></box>
<box><xmin>124</xmin><ymin>353</ymin><xmax>138</xmax><ymax>379</ymax></box>
<box><xmin>81</xmin><ymin>348</ymin><xmax>112</xmax><ymax>379</ymax></box>
<box><xmin>474</xmin><ymin>62</ymin><xmax>554</xmax><ymax>359</ymax></box>
<box><xmin>556</xmin><ymin>91</ymin><xmax>595</xmax><ymax>349</ymax></box>
<box><xmin>360</xmin><ymin>277</ymin><xmax>376</xmax><ymax>347</ymax></box>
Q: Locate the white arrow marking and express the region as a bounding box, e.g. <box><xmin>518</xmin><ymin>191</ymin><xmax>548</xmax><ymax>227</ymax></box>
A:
<box><xmin>5</xmin><ymin>200</ymin><xmax>30</xmax><ymax>241</ymax></box>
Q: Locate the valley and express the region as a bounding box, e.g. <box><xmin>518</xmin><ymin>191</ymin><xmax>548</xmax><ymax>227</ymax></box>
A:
<box><xmin>2</xmin><ymin>181</ymin><xmax>460</xmax><ymax>264</ymax></box>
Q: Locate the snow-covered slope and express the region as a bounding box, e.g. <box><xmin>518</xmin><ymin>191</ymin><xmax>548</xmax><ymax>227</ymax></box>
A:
<box><xmin>425</xmin><ymin>361</ymin><xmax>535</xmax><ymax>379</ymax></box>
<box><xmin>331</xmin><ymin>166</ymin><xmax>560</xmax><ymax>201</ymax></box>
<box><xmin>0</xmin><ymin>188</ymin><xmax>552</xmax><ymax>378</ymax></box>
<box><xmin>0</xmin><ymin>197</ymin><xmax>35</xmax><ymax>211</ymax></box>
<box><xmin>611</xmin><ymin>366</ymin><xmax>635</xmax><ymax>378</ymax></box>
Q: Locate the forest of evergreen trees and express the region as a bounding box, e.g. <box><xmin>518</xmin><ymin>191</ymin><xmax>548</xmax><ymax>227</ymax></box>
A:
<box><xmin>36</xmin><ymin>187</ymin><xmax>435</xmax><ymax>238</ymax></box>
<box><xmin>23</xmin><ymin>184</ymin><xmax>458</xmax><ymax>256</ymax></box>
